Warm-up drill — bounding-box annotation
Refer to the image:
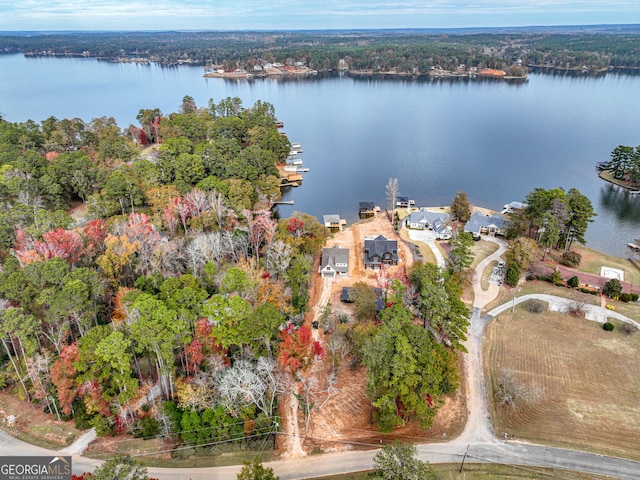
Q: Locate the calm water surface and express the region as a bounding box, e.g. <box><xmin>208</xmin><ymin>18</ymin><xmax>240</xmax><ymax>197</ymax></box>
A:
<box><xmin>1</xmin><ymin>54</ymin><xmax>639</xmax><ymax>257</ymax></box>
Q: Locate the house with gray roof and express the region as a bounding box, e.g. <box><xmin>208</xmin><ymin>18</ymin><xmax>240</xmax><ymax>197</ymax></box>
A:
<box><xmin>319</xmin><ymin>246</ymin><xmax>349</xmax><ymax>278</ymax></box>
<box><xmin>359</xmin><ymin>202</ymin><xmax>376</xmax><ymax>218</ymax></box>
<box><xmin>323</xmin><ymin>214</ymin><xmax>346</xmax><ymax>233</ymax></box>
<box><xmin>406</xmin><ymin>208</ymin><xmax>452</xmax><ymax>239</ymax></box>
<box><xmin>395</xmin><ymin>196</ymin><xmax>415</xmax><ymax>208</ymax></box>
<box><xmin>501</xmin><ymin>201</ymin><xmax>528</xmax><ymax>214</ymax></box>
<box><xmin>464</xmin><ymin>212</ymin><xmax>509</xmax><ymax>238</ymax></box>
<box><xmin>363</xmin><ymin>235</ymin><xmax>399</xmax><ymax>269</ymax></box>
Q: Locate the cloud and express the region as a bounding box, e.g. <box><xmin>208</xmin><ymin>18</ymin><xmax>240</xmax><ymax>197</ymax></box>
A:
<box><xmin>0</xmin><ymin>0</ymin><xmax>638</xmax><ymax>30</ymax></box>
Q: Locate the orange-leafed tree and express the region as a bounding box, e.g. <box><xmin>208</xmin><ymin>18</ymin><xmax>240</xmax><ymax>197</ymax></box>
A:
<box><xmin>277</xmin><ymin>325</ymin><xmax>322</xmax><ymax>374</ymax></box>
<box><xmin>50</xmin><ymin>343</ymin><xmax>79</xmax><ymax>416</ymax></box>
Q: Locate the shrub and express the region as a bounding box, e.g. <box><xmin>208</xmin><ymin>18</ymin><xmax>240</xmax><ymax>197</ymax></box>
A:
<box><xmin>561</xmin><ymin>251</ymin><xmax>582</xmax><ymax>268</ymax></box>
<box><xmin>132</xmin><ymin>416</ymin><xmax>161</xmax><ymax>438</ymax></box>
<box><xmin>527</xmin><ymin>299</ymin><xmax>547</xmax><ymax>314</ymax></box>
<box><xmin>567</xmin><ymin>276</ymin><xmax>580</xmax><ymax>288</ymax></box>
<box><xmin>72</xmin><ymin>400</ymin><xmax>94</xmax><ymax>430</ymax></box>
<box><xmin>631</xmin><ymin>293</ymin><xmax>639</xmax><ymax>302</ymax></box>
<box><xmin>602</xmin><ymin>322</ymin><xmax>615</xmax><ymax>331</ymax></box>
<box><xmin>578</xmin><ymin>288</ymin><xmax>597</xmax><ymax>295</ymax></box>
<box><xmin>90</xmin><ymin>414</ymin><xmax>114</xmax><ymax>437</ymax></box>
<box><xmin>549</xmin><ymin>270</ymin><xmax>564</xmax><ymax>286</ymax></box>
<box><xmin>620</xmin><ymin>293</ymin><xmax>634</xmax><ymax>303</ymax></box>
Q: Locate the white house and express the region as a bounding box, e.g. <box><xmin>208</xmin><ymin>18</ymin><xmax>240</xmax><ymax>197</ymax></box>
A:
<box><xmin>406</xmin><ymin>208</ymin><xmax>452</xmax><ymax>239</ymax></box>
<box><xmin>501</xmin><ymin>201</ymin><xmax>528</xmax><ymax>214</ymax></box>
<box><xmin>319</xmin><ymin>246</ymin><xmax>349</xmax><ymax>278</ymax></box>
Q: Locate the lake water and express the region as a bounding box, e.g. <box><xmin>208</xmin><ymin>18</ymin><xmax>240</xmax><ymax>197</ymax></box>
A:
<box><xmin>1</xmin><ymin>54</ymin><xmax>639</xmax><ymax>257</ymax></box>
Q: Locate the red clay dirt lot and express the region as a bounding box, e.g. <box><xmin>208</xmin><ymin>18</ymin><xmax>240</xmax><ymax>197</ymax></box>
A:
<box><xmin>301</xmin><ymin>212</ymin><xmax>467</xmax><ymax>452</ymax></box>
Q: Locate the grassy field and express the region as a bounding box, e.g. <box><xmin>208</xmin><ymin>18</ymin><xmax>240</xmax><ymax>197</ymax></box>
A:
<box><xmin>470</xmin><ymin>239</ymin><xmax>500</xmax><ymax>269</ymax></box>
<box><xmin>485</xmin><ymin>307</ymin><xmax>640</xmax><ymax>461</ymax></box>
<box><xmin>549</xmin><ymin>244</ymin><xmax>640</xmax><ymax>285</ymax></box>
<box><xmin>482</xmin><ymin>279</ymin><xmax>640</xmax><ymax>322</ymax></box>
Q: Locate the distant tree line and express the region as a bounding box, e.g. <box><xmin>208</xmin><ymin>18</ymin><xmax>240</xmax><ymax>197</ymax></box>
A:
<box><xmin>2</xmin><ymin>30</ymin><xmax>640</xmax><ymax>71</ymax></box>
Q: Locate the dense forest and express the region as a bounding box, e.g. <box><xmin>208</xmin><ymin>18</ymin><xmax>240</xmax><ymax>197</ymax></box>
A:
<box><xmin>0</xmin><ymin>96</ymin><xmax>468</xmax><ymax>457</ymax></box>
<box><xmin>2</xmin><ymin>29</ymin><xmax>640</xmax><ymax>72</ymax></box>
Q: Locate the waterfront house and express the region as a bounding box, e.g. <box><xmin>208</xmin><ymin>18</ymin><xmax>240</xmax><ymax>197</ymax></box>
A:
<box><xmin>395</xmin><ymin>196</ymin><xmax>415</xmax><ymax>208</ymax></box>
<box><xmin>464</xmin><ymin>212</ymin><xmax>509</xmax><ymax>238</ymax></box>
<box><xmin>363</xmin><ymin>235</ymin><xmax>399</xmax><ymax>269</ymax></box>
<box><xmin>323</xmin><ymin>214</ymin><xmax>346</xmax><ymax>233</ymax></box>
<box><xmin>359</xmin><ymin>202</ymin><xmax>376</xmax><ymax>219</ymax></box>
<box><xmin>501</xmin><ymin>201</ymin><xmax>528</xmax><ymax>214</ymax></box>
<box><xmin>406</xmin><ymin>209</ymin><xmax>452</xmax><ymax>239</ymax></box>
<box><xmin>319</xmin><ymin>246</ymin><xmax>349</xmax><ymax>278</ymax></box>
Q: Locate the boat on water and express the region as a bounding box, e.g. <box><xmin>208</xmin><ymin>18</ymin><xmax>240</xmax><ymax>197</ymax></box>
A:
<box><xmin>291</xmin><ymin>159</ymin><xmax>303</xmax><ymax>166</ymax></box>
<box><xmin>290</xmin><ymin>143</ymin><xmax>302</xmax><ymax>152</ymax></box>
<box><xmin>283</xmin><ymin>165</ymin><xmax>298</xmax><ymax>172</ymax></box>
<box><xmin>296</xmin><ymin>167</ymin><xmax>309</xmax><ymax>172</ymax></box>
<box><xmin>628</xmin><ymin>243</ymin><xmax>640</xmax><ymax>251</ymax></box>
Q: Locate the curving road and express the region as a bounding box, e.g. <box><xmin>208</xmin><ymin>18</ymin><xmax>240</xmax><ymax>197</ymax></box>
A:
<box><xmin>3</xmin><ymin>235</ymin><xmax>640</xmax><ymax>479</ymax></box>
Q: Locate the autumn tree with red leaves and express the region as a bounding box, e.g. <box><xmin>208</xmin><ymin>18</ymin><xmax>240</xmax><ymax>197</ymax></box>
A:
<box><xmin>83</xmin><ymin>219</ymin><xmax>108</xmax><ymax>258</ymax></box>
<box><xmin>277</xmin><ymin>325</ymin><xmax>322</xmax><ymax>374</ymax></box>
<box><xmin>50</xmin><ymin>343</ymin><xmax>79</xmax><ymax>415</ymax></box>
<box><xmin>184</xmin><ymin>318</ymin><xmax>226</xmax><ymax>374</ymax></box>
<box><xmin>244</xmin><ymin>209</ymin><xmax>276</xmax><ymax>258</ymax></box>
<box><xmin>36</xmin><ymin>228</ymin><xmax>84</xmax><ymax>265</ymax></box>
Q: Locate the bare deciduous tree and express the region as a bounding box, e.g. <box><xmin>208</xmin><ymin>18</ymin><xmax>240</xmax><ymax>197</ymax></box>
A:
<box><xmin>570</xmin><ymin>291</ymin><xmax>592</xmax><ymax>318</ymax></box>
<box><xmin>218</xmin><ymin>357</ymin><xmax>284</xmax><ymax>418</ymax></box>
<box><xmin>207</xmin><ymin>190</ymin><xmax>228</xmax><ymax>230</ymax></box>
<box><xmin>183</xmin><ymin>188</ymin><xmax>209</xmax><ymax>217</ymax></box>
<box><xmin>495</xmin><ymin>368</ymin><xmax>542</xmax><ymax>409</ymax></box>
<box><xmin>264</xmin><ymin>240</ymin><xmax>293</xmax><ymax>279</ymax></box>
<box><xmin>385</xmin><ymin>177</ymin><xmax>399</xmax><ymax>218</ymax></box>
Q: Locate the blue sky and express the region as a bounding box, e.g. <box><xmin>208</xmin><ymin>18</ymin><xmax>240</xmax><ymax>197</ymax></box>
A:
<box><xmin>0</xmin><ymin>1</ymin><xmax>638</xmax><ymax>31</ymax></box>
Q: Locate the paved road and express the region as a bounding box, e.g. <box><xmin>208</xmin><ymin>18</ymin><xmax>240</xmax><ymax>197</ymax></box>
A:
<box><xmin>3</xmin><ymin>236</ymin><xmax>640</xmax><ymax>479</ymax></box>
